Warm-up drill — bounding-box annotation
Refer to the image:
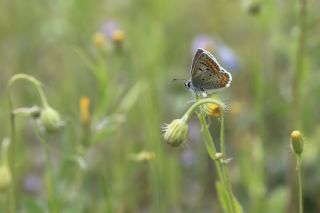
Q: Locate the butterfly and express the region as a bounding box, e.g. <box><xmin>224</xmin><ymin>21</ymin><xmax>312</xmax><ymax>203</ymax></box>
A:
<box><xmin>184</xmin><ymin>48</ymin><xmax>232</xmax><ymax>97</ymax></box>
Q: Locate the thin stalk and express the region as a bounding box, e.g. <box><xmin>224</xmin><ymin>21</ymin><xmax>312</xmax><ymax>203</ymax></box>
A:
<box><xmin>6</xmin><ymin>74</ymin><xmax>51</xmax><ymax>213</ymax></box>
<box><xmin>197</xmin><ymin>112</ymin><xmax>232</xmax><ymax>213</ymax></box>
<box><xmin>183</xmin><ymin>97</ymin><xmax>225</xmax><ymax>121</ymax></box>
<box><xmin>296</xmin><ymin>155</ymin><xmax>303</xmax><ymax>213</ymax></box>
<box><xmin>7</xmin><ymin>83</ymin><xmax>16</xmax><ymax>213</ymax></box>
<box><xmin>220</xmin><ymin>115</ymin><xmax>237</xmax><ymax>213</ymax></box>
<box><xmin>292</xmin><ymin>0</ymin><xmax>307</xmax><ymax>128</ymax></box>
<box><xmin>35</xmin><ymin>128</ymin><xmax>58</xmax><ymax>213</ymax></box>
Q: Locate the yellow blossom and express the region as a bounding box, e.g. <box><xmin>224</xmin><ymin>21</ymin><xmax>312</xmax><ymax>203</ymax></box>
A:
<box><xmin>80</xmin><ymin>97</ymin><xmax>90</xmax><ymax>126</ymax></box>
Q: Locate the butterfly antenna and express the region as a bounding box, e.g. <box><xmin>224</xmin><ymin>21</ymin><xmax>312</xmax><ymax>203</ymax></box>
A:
<box><xmin>172</xmin><ymin>78</ymin><xmax>187</xmax><ymax>83</ymax></box>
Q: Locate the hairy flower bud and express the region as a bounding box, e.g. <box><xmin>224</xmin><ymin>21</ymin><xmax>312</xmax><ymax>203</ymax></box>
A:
<box><xmin>0</xmin><ymin>167</ymin><xmax>11</xmax><ymax>192</ymax></box>
<box><xmin>40</xmin><ymin>107</ymin><xmax>63</xmax><ymax>133</ymax></box>
<box><xmin>203</xmin><ymin>103</ymin><xmax>223</xmax><ymax>117</ymax></box>
<box><xmin>163</xmin><ymin>118</ymin><xmax>189</xmax><ymax>147</ymax></box>
<box><xmin>291</xmin><ymin>130</ymin><xmax>304</xmax><ymax>155</ymax></box>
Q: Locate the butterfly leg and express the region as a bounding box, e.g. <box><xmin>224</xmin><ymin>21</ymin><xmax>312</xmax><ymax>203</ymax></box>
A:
<box><xmin>201</xmin><ymin>92</ymin><xmax>208</xmax><ymax>98</ymax></box>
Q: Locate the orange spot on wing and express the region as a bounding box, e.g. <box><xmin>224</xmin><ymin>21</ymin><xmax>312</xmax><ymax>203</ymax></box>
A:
<box><xmin>206</xmin><ymin>59</ymin><xmax>219</xmax><ymax>73</ymax></box>
<box><xmin>220</xmin><ymin>74</ymin><xmax>230</xmax><ymax>87</ymax></box>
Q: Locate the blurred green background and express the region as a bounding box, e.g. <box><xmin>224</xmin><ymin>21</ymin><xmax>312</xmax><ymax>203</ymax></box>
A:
<box><xmin>0</xmin><ymin>0</ymin><xmax>320</xmax><ymax>212</ymax></box>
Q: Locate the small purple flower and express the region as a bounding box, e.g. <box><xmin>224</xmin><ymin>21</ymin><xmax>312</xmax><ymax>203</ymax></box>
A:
<box><xmin>23</xmin><ymin>174</ymin><xmax>43</xmax><ymax>195</ymax></box>
<box><xmin>191</xmin><ymin>35</ymin><xmax>240</xmax><ymax>72</ymax></box>
<box><xmin>99</xmin><ymin>20</ymin><xmax>124</xmax><ymax>43</ymax></box>
<box><xmin>100</xmin><ymin>20</ymin><xmax>121</xmax><ymax>39</ymax></box>
<box><xmin>215</xmin><ymin>42</ymin><xmax>239</xmax><ymax>71</ymax></box>
<box><xmin>191</xmin><ymin>35</ymin><xmax>215</xmax><ymax>54</ymax></box>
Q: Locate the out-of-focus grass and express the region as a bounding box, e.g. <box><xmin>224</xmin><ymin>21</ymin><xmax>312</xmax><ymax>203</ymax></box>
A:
<box><xmin>0</xmin><ymin>0</ymin><xmax>320</xmax><ymax>212</ymax></box>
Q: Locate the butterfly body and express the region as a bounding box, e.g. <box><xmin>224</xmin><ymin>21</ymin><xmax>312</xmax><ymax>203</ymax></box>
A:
<box><xmin>186</xmin><ymin>48</ymin><xmax>232</xmax><ymax>96</ymax></box>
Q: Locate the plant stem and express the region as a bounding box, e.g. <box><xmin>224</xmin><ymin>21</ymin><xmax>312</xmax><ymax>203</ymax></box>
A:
<box><xmin>292</xmin><ymin>0</ymin><xmax>307</xmax><ymax>128</ymax></box>
<box><xmin>8</xmin><ymin>74</ymin><xmax>49</xmax><ymax>108</ymax></box>
<box><xmin>7</xmin><ymin>83</ymin><xmax>16</xmax><ymax>213</ymax></box>
<box><xmin>6</xmin><ymin>73</ymin><xmax>51</xmax><ymax>212</ymax></box>
<box><xmin>35</xmin><ymin>128</ymin><xmax>58</xmax><ymax>213</ymax></box>
<box><xmin>220</xmin><ymin>115</ymin><xmax>237</xmax><ymax>213</ymax></box>
<box><xmin>183</xmin><ymin>97</ymin><xmax>225</xmax><ymax>122</ymax></box>
<box><xmin>197</xmin><ymin>112</ymin><xmax>231</xmax><ymax>212</ymax></box>
<box><xmin>197</xmin><ymin>111</ymin><xmax>236</xmax><ymax>213</ymax></box>
<box><xmin>296</xmin><ymin>155</ymin><xmax>303</xmax><ymax>213</ymax></box>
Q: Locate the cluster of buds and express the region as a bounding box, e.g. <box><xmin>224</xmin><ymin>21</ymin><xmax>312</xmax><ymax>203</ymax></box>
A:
<box><xmin>163</xmin><ymin>96</ymin><xmax>226</xmax><ymax>147</ymax></box>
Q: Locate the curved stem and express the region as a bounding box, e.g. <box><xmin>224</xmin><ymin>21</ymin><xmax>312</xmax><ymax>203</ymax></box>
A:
<box><xmin>183</xmin><ymin>97</ymin><xmax>225</xmax><ymax>122</ymax></box>
<box><xmin>6</xmin><ymin>73</ymin><xmax>50</xmax><ymax>213</ymax></box>
<box><xmin>8</xmin><ymin>74</ymin><xmax>49</xmax><ymax>108</ymax></box>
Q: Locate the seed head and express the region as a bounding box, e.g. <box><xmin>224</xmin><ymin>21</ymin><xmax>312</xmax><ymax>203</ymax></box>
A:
<box><xmin>163</xmin><ymin>118</ymin><xmax>189</xmax><ymax>147</ymax></box>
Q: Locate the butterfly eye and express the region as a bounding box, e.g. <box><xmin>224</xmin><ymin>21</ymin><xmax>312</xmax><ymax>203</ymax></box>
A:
<box><xmin>184</xmin><ymin>81</ymin><xmax>191</xmax><ymax>89</ymax></box>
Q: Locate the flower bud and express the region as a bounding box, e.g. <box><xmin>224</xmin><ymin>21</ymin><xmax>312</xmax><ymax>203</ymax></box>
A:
<box><xmin>80</xmin><ymin>97</ymin><xmax>90</xmax><ymax>127</ymax></box>
<box><xmin>40</xmin><ymin>107</ymin><xmax>63</xmax><ymax>133</ymax></box>
<box><xmin>215</xmin><ymin>152</ymin><xmax>223</xmax><ymax>159</ymax></box>
<box><xmin>291</xmin><ymin>130</ymin><xmax>304</xmax><ymax>155</ymax></box>
<box><xmin>0</xmin><ymin>167</ymin><xmax>11</xmax><ymax>192</ymax></box>
<box><xmin>112</xmin><ymin>30</ymin><xmax>124</xmax><ymax>43</ymax></box>
<box><xmin>93</xmin><ymin>32</ymin><xmax>106</xmax><ymax>49</ymax></box>
<box><xmin>163</xmin><ymin>119</ymin><xmax>189</xmax><ymax>147</ymax></box>
<box><xmin>128</xmin><ymin>151</ymin><xmax>156</xmax><ymax>162</ymax></box>
<box><xmin>203</xmin><ymin>103</ymin><xmax>222</xmax><ymax>117</ymax></box>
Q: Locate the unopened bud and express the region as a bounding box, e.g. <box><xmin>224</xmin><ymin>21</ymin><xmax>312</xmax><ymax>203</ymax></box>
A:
<box><xmin>291</xmin><ymin>130</ymin><xmax>304</xmax><ymax>155</ymax></box>
<box><xmin>0</xmin><ymin>167</ymin><xmax>11</xmax><ymax>192</ymax></box>
<box><xmin>40</xmin><ymin>107</ymin><xmax>63</xmax><ymax>133</ymax></box>
<box><xmin>163</xmin><ymin>119</ymin><xmax>189</xmax><ymax>147</ymax></box>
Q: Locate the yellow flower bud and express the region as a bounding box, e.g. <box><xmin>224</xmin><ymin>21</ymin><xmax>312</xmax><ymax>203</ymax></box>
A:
<box><xmin>93</xmin><ymin>32</ymin><xmax>106</xmax><ymax>49</ymax></box>
<box><xmin>0</xmin><ymin>167</ymin><xmax>11</xmax><ymax>192</ymax></box>
<box><xmin>128</xmin><ymin>151</ymin><xmax>156</xmax><ymax>162</ymax></box>
<box><xmin>291</xmin><ymin>130</ymin><xmax>304</xmax><ymax>155</ymax></box>
<box><xmin>112</xmin><ymin>30</ymin><xmax>124</xmax><ymax>43</ymax></box>
<box><xmin>203</xmin><ymin>103</ymin><xmax>222</xmax><ymax>117</ymax></box>
<box><xmin>163</xmin><ymin>118</ymin><xmax>189</xmax><ymax>147</ymax></box>
<box><xmin>80</xmin><ymin>97</ymin><xmax>90</xmax><ymax>127</ymax></box>
<box><xmin>40</xmin><ymin>107</ymin><xmax>63</xmax><ymax>133</ymax></box>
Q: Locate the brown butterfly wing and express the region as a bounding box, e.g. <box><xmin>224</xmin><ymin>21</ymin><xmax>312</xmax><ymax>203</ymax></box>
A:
<box><xmin>191</xmin><ymin>48</ymin><xmax>205</xmax><ymax>71</ymax></box>
<box><xmin>191</xmin><ymin>50</ymin><xmax>232</xmax><ymax>91</ymax></box>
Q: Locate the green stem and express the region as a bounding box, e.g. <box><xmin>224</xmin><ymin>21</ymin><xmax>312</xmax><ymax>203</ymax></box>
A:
<box><xmin>183</xmin><ymin>97</ymin><xmax>225</xmax><ymax>122</ymax></box>
<box><xmin>7</xmin><ymin>83</ymin><xmax>16</xmax><ymax>213</ymax></box>
<box><xmin>292</xmin><ymin>0</ymin><xmax>307</xmax><ymax>128</ymax></box>
<box><xmin>197</xmin><ymin>112</ymin><xmax>232</xmax><ymax>213</ymax></box>
<box><xmin>35</xmin><ymin>128</ymin><xmax>58</xmax><ymax>213</ymax></box>
<box><xmin>6</xmin><ymin>73</ymin><xmax>50</xmax><ymax>212</ymax></box>
<box><xmin>296</xmin><ymin>155</ymin><xmax>303</xmax><ymax>213</ymax></box>
<box><xmin>8</xmin><ymin>74</ymin><xmax>50</xmax><ymax>108</ymax></box>
<box><xmin>220</xmin><ymin>115</ymin><xmax>237</xmax><ymax>213</ymax></box>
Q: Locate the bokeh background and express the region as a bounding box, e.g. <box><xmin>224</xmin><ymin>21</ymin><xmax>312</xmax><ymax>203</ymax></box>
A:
<box><xmin>0</xmin><ymin>0</ymin><xmax>320</xmax><ymax>212</ymax></box>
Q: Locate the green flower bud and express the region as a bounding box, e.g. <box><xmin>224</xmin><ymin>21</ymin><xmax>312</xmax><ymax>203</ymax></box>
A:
<box><xmin>40</xmin><ymin>106</ymin><xmax>63</xmax><ymax>133</ymax></box>
<box><xmin>0</xmin><ymin>167</ymin><xmax>11</xmax><ymax>192</ymax></box>
<box><xmin>291</xmin><ymin>130</ymin><xmax>304</xmax><ymax>155</ymax></box>
<box><xmin>163</xmin><ymin>118</ymin><xmax>189</xmax><ymax>147</ymax></box>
